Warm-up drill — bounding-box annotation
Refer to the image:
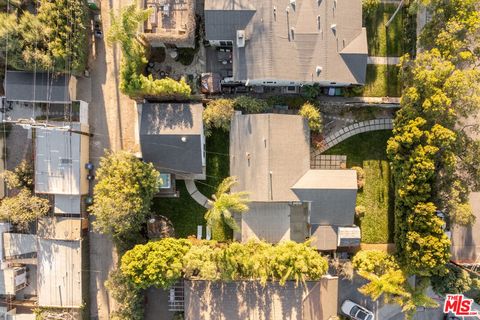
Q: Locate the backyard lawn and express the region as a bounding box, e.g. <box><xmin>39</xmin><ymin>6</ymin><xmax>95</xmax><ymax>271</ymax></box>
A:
<box><xmin>323</xmin><ymin>130</ymin><xmax>394</xmax><ymax>243</ymax></box>
<box><xmin>364</xmin><ymin>3</ymin><xmax>415</xmax><ymax>57</ymax></box>
<box><xmin>151</xmin><ymin>129</ymin><xmax>230</xmax><ymax>239</ymax></box>
<box><xmin>363</xmin><ymin>64</ymin><xmax>401</xmax><ymax>97</ymax></box>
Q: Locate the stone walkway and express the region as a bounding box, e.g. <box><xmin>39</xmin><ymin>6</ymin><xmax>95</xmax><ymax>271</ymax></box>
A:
<box><xmin>314</xmin><ymin>118</ymin><xmax>394</xmax><ymax>153</ymax></box>
<box><xmin>367</xmin><ymin>56</ymin><xmax>401</xmax><ymax>65</ymax></box>
<box><xmin>185</xmin><ymin>179</ymin><xmax>211</xmax><ymax>208</ymax></box>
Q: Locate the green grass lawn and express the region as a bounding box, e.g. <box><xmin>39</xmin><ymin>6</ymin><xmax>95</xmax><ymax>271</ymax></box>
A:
<box><xmin>363</xmin><ymin>64</ymin><xmax>401</xmax><ymax>97</ymax></box>
<box><xmin>365</xmin><ymin>4</ymin><xmax>407</xmax><ymax>57</ymax></box>
<box><xmin>151</xmin><ymin>129</ymin><xmax>230</xmax><ymax>239</ymax></box>
<box><xmin>323</xmin><ymin>131</ymin><xmax>394</xmax><ymax>243</ymax></box>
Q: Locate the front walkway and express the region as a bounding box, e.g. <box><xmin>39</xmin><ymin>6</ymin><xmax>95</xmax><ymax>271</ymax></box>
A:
<box><xmin>185</xmin><ymin>179</ymin><xmax>210</xmax><ymax>208</ymax></box>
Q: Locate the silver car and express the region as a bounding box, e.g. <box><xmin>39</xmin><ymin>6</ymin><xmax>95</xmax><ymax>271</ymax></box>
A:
<box><xmin>341</xmin><ymin>300</ymin><xmax>375</xmax><ymax>320</ymax></box>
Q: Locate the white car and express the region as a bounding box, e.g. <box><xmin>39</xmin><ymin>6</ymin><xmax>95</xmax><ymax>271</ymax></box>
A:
<box><xmin>341</xmin><ymin>300</ymin><xmax>375</xmax><ymax>320</ymax></box>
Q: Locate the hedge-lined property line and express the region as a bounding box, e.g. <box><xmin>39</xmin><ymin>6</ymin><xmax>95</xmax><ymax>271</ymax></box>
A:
<box><xmin>314</xmin><ymin>118</ymin><xmax>393</xmax><ymax>154</ymax></box>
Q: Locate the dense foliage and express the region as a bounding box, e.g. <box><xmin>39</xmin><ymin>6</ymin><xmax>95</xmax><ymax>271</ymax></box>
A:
<box><xmin>1</xmin><ymin>160</ymin><xmax>33</xmax><ymax>190</ymax></box>
<box><xmin>205</xmin><ymin>176</ymin><xmax>249</xmax><ymax>235</ymax></box>
<box><xmin>431</xmin><ymin>264</ymin><xmax>477</xmax><ymax>296</ymax></box>
<box><xmin>299</xmin><ymin>102</ymin><xmax>323</xmax><ymax>133</ymax></box>
<box><xmin>89</xmin><ymin>151</ymin><xmax>160</xmax><ymax>250</ymax></box>
<box><xmin>107</xmin><ymin>5</ymin><xmax>191</xmax><ymax>98</ymax></box>
<box><xmin>419</xmin><ymin>0</ymin><xmax>480</xmax><ymax>64</ymax></box>
<box><xmin>203</xmin><ymin>99</ymin><xmax>235</xmax><ymax>136</ymax></box>
<box><xmin>0</xmin><ymin>188</ymin><xmax>50</xmax><ymax>232</ymax></box>
<box><xmin>121</xmin><ymin>238</ymin><xmax>192</xmax><ymax>289</ymax></box>
<box><xmin>0</xmin><ymin>0</ymin><xmax>88</xmax><ymax>74</ymax></box>
<box><xmin>120</xmin><ymin>238</ymin><xmax>328</xmax><ymax>290</ymax></box>
<box><xmin>233</xmin><ymin>96</ymin><xmax>269</xmax><ymax>114</ymax></box>
<box><xmin>387</xmin><ymin>47</ymin><xmax>480</xmax><ymax>276</ymax></box>
<box><xmin>105</xmin><ymin>270</ymin><xmax>145</xmax><ymax>320</ymax></box>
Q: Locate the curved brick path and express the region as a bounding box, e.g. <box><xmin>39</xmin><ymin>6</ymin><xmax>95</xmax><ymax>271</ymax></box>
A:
<box><xmin>313</xmin><ymin>118</ymin><xmax>394</xmax><ymax>154</ymax></box>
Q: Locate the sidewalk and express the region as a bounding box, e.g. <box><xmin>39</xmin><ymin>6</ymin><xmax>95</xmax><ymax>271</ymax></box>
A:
<box><xmin>367</xmin><ymin>56</ymin><xmax>401</xmax><ymax>65</ymax></box>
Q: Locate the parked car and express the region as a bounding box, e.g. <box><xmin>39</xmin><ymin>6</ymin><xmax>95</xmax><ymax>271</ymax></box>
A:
<box><xmin>341</xmin><ymin>300</ymin><xmax>375</xmax><ymax>320</ymax></box>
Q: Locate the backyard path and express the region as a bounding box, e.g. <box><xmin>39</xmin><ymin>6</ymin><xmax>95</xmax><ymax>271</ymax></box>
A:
<box><xmin>314</xmin><ymin>118</ymin><xmax>394</xmax><ymax>153</ymax></box>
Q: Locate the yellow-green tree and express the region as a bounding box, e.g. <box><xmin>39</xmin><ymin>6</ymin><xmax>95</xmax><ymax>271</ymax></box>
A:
<box><xmin>0</xmin><ymin>188</ymin><xmax>50</xmax><ymax>232</ymax></box>
<box><xmin>89</xmin><ymin>151</ymin><xmax>160</xmax><ymax>249</ymax></box>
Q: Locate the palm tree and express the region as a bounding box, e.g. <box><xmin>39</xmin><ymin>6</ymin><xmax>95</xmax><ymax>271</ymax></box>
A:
<box><xmin>205</xmin><ymin>176</ymin><xmax>249</xmax><ymax>231</ymax></box>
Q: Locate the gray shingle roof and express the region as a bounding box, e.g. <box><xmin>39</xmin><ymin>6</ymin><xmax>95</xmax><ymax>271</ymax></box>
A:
<box><xmin>292</xmin><ymin>170</ymin><xmax>357</xmax><ymax>226</ymax></box>
<box><xmin>140</xmin><ymin>103</ymin><xmax>205</xmax><ymax>175</ymax></box>
<box><xmin>205</xmin><ymin>0</ymin><xmax>368</xmax><ymax>84</ymax></box>
<box><xmin>5</xmin><ymin>71</ymin><xmax>72</xmax><ymax>103</ymax></box>
<box><xmin>230</xmin><ymin>113</ymin><xmax>310</xmax><ymax>201</ymax></box>
<box><xmin>237</xmin><ymin>202</ymin><xmax>309</xmax><ymax>243</ymax></box>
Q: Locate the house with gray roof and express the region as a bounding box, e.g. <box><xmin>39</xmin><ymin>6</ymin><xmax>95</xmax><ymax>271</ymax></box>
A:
<box><xmin>4</xmin><ymin>71</ymin><xmax>77</xmax><ymax>104</ymax></box>
<box><xmin>205</xmin><ymin>0</ymin><xmax>368</xmax><ymax>87</ymax></box>
<box><xmin>230</xmin><ymin>113</ymin><xmax>359</xmax><ymax>250</ymax></box>
<box><xmin>138</xmin><ymin>103</ymin><xmax>206</xmax><ymax>195</ymax></box>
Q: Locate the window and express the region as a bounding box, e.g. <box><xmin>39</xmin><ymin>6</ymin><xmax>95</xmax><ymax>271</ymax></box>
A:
<box><xmin>159</xmin><ymin>173</ymin><xmax>171</xmax><ymax>189</ymax></box>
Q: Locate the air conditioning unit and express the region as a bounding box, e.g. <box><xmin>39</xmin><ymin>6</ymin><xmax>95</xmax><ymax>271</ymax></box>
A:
<box><xmin>237</xmin><ymin>30</ymin><xmax>245</xmax><ymax>48</ymax></box>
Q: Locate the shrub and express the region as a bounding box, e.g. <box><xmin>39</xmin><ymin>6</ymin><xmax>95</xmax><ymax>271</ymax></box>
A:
<box><xmin>351</xmin><ymin>166</ymin><xmax>366</xmax><ymax>189</ymax></box>
<box><xmin>352</xmin><ymin>250</ymin><xmax>399</xmax><ymax>275</ymax></box>
<box><xmin>203</xmin><ymin>99</ymin><xmax>235</xmax><ymax>136</ymax></box>
<box><xmin>302</xmin><ymin>84</ymin><xmax>321</xmax><ymax>100</ymax></box>
<box><xmin>233</xmin><ymin>96</ymin><xmax>269</xmax><ymax>113</ymax></box>
<box><xmin>355</xmin><ymin>205</ymin><xmax>366</xmax><ymax>218</ymax></box>
<box><xmin>299</xmin><ymin>102</ymin><xmax>323</xmax><ymax>132</ymax></box>
<box><xmin>120</xmin><ymin>238</ymin><xmax>192</xmax><ymax>289</ymax></box>
<box><xmin>431</xmin><ymin>264</ymin><xmax>473</xmax><ymax>296</ymax></box>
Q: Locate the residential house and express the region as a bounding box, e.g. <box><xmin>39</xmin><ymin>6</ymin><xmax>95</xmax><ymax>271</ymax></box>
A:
<box><xmin>0</xmin><ymin>218</ymin><xmax>85</xmax><ymax>316</ymax></box>
<box><xmin>230</xmin><ymin>113</ymin><xmax>359</xmax><ymax>250</ymax></box>
<box><xmin>138</xmin><ymin>103</ymin><xmax>206</xmax><ymax>196</ymax></box>
<box><xmin>3</xmin><ymin>71</ymin><xmax>88</xmax><ymax>123</ymax></box>
<box><xmin>140</xmin><ymin>0</ymin><xmax>196</xmax><ymax>48</ymax></box>
<box><xmin>35</xmin><ymin>124</ymin><xmax>90</xmax><ymax>216</ymax></box>
<box><xmin>184</xmin><ymin>277</ymin><xmax>339</xmax><ymax>320</ymax></box>
<box><xmin>204</xmin><ymin>0</ymin><xmax>368</xmax><ymax>87</ymax></box>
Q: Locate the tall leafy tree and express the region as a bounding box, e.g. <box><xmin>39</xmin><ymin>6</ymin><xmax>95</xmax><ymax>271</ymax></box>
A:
<box><xmin>205</xmin><ymin>176</ymin><xmax>249</xmax><ymax>232</ymax></box>
<box><xmin>89</xmin><ymin>151</ymin><xmax>160</xmax><ymax>248</ymax></box>
<box><xmin>0</xmin><ymin>0</ymin><xmax>88</xmax><ymax>74</ymax></box>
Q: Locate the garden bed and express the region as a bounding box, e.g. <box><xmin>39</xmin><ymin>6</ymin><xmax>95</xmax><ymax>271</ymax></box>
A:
<box><xmin>323</xmin><ymin>130</ymin><xmax>394</xmax><ymax>243</ymax></box>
